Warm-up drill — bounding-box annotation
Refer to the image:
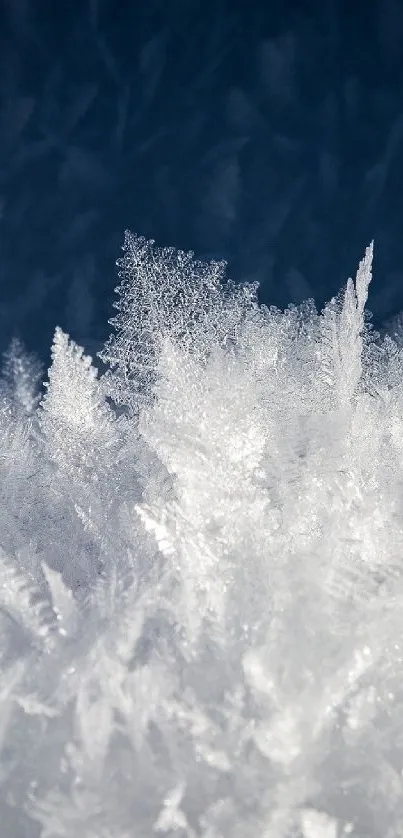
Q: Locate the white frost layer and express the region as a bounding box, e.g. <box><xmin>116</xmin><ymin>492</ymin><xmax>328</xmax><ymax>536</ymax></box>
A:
<box><xmin>0</xmin><ymin>236</ymin><xmax>402</xmax><ymax>836</ymax></box>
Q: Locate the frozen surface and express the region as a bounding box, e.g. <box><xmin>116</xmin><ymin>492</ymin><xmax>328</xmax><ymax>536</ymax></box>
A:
<box><xmin>0</xmin><ymin>234</ymin><xmax>403</xmax><ymax>836</ymax></box>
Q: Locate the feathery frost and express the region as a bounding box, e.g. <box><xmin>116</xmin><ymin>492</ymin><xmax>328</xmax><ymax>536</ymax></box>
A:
<box><xmin>0</xmin><ymin>235</ymin><xmax>402</xmax><ymax>837</ymax></box>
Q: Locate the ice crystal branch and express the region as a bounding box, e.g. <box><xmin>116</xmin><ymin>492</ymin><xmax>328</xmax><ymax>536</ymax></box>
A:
<box><xmin>99</xmin><ymin>231</ymin><xmax>258</xmax><ymax>416</ymax></box>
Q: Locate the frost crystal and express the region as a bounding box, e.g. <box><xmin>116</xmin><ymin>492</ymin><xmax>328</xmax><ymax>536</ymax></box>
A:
<box><xmin>0</xmin><ymin>235</ymin><xmax>402</xmax><ymax>837</ymax></box>
<box><xmin>0</xmin><ymin>336</ymin><xmax>42</xmax><ymax>416</ymax></box>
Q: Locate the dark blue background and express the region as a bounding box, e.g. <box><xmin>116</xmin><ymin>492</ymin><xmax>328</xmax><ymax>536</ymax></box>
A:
<box><xmin>0</xmin><ymin>0</ymin><xmax>402</xmax><ymax>360</ymax></box>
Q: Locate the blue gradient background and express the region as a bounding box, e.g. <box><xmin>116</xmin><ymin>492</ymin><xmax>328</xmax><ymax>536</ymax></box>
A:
<box><xmin>0</xmin><ymin>0</ymin><xmax>402</xmax><ymax>359</ymax></box>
